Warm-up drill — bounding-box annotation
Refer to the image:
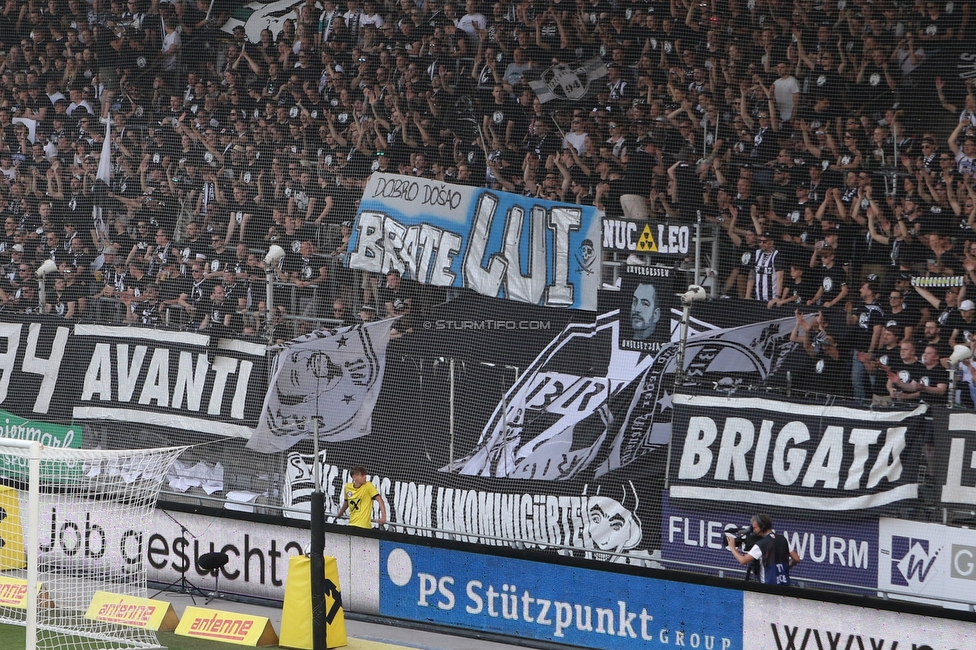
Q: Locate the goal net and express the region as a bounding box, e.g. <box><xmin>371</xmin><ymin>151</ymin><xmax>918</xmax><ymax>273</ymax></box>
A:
<box><xmin>0</xmin><ymin>439</ymin><xmax>187</xmax><ymax>650</ymax></box>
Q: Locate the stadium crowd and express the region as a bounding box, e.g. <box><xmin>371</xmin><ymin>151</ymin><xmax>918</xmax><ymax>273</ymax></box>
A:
<box><xmin>0</xmin><ymin>0</ymin><xmax>974</xmax><ymax>402</ymax></box>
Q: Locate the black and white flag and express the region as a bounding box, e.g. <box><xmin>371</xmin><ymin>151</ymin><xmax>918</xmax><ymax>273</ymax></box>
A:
<box><xmin>669</xmin><ymin>393</ymin><xmax>929</xmax><ymax>511</ymax></box>
<box><xmin>529</xmin><ymin>58</ymin><xmax>608</xmax><ymax>104</ymax></box>
<box><xmin>446</xmin><ymin>312</ymin><xmax>652</xmax><ymax>481</ymax></box>
<box><xmin>92</xmin><ymin>119</ymin><xmax>112</xmax><ymax>243</ymax></box>
<box><xmin>247</xmin><ymin>319</ymin><xmax>394</xmax><ymax>453</ymax></box>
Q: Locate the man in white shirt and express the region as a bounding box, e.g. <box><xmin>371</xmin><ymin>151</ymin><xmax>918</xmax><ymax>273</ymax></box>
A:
<box><xmin>160</xmin><ymin>17</ymin><xmax>182</xmax><ymax>75</ymax></box>
<box><xmin>563</xmin><ymin>115</ymin><xmax>590</xmax><ymax>155</ymax></box>
<box><xmin>359</xmin><ymin>0</ymin><xmax>384</xmax><ymax>28</ymax></box>
<box><xmin>502</xmin><ymin>46</ymin><xmax>531</xmax><ymax>89</ymax></box>
<box><xmin>0</xmin><ymin>153</ymin><xmax>17</xmax><ymax>182</ymax></box>
<box><xmin>45</xmin><ymin>78</ymin><xmax>66</xmax><ymax>106</ymax></box>
<box><xmin>772</xmin><ymin>61</ymin><xmax>800</xmax><ymax>124</ymax></box>
<box><xmin>456</xmin><ymin>0</ymin><xmax>486</xmax><ymax>48</ymax></box>
<box><xmin>66</xmin><ymin>87</ymin><xmax>95</xmax><ymax>116</ymax></box>
<box><xmin>948</xmin><ymin>120</ymin><xmax>976</xmax><ymax>176</ymax></box>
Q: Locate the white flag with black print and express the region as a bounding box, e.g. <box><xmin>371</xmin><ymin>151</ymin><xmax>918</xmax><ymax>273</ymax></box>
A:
<box><xmin>92</xmin><ymin>118</ymin><xmax>112</xmax><ymax>242</ymax></box>
<box><xmin>529</xmin><ymin>58</ymin><xmax>608</xmax><ymax>103</ymax></box>
<box><xmin>248</xmin><ymin>319</ymin><xmax>395</xmax><ymax>453</ymax></box>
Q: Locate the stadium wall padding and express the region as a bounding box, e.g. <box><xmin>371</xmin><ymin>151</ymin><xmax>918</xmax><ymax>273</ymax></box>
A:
<box><xmin>146</xmin><ymin>506</ymin><xmax>976</xmax><ymax>650</ymax></box>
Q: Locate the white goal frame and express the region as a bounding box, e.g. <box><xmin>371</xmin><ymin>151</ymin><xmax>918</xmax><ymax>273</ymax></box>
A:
<box><xmin>0</xmin><ymin>439</ymin><xmax>186</xmax><ymax>650</ymax></box>
<box><xmin>5</xmin><ymin>438</ymin><xmax>41</xmax><ymax>650</ymax></box>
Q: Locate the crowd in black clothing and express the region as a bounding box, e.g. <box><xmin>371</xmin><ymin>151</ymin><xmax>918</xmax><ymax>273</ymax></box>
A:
<box><xmin>0</xmin><ymin>0</ymin><xmax>975</xmax><ymax>399</ymax></box>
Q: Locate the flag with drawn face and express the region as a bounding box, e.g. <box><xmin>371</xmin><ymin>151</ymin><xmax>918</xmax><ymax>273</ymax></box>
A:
<box><xmin>445</xmin><ymin>312</ymin><xmax>652</xmax><ymax>480</ymax></box>
<box><xmin>247</xmin><ymin>319</ymin><xmax>394</xmax><ymax>453</ymax></box>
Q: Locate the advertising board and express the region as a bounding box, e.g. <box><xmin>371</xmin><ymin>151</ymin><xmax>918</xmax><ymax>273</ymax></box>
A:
<box><xmin>879</xmin><ymin>518</ymin><xmax>976</xmax><ymax>609</ymax></box>
<box><xmin>661</xmin><ymin>495</ymin><xmax>878</xmax><ymax>590</ymax></box>
<box><xmin>743</xmin><ymin>592</ymin><xmax>976</xmax><ymax>649</ymax></box>
<box><xmin>379</xmin><ymin>540</ymin><xmax>743</xmax><ymax>649</ymax></box>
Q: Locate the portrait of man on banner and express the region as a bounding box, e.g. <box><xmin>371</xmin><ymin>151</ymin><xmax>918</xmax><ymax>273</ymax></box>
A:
<box><xmin>619</xmin><ymin>265</ymin><xmax>675</xmax><ymax>351</ymax></box>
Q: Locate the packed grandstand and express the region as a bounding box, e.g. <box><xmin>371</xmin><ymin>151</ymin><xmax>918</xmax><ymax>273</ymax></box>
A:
<box><xmin>1</xmin><ymin>0</ymin><xmax>975</xmax><ymax>403</ymax></box>
<box><xmin>1</xmin><ymin>0</ymin><xmax>976</xmax><ymax>604</ymax></box>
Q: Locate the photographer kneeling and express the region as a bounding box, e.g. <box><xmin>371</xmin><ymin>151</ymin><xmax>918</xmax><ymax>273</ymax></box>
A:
<box><xmin>726</xmin><ymin>514</ymin><xmax>800</xmax><ymax>586</ymax></box>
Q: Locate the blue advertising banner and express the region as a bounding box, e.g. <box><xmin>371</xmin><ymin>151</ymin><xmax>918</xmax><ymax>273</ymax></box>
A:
<box><xmin>660</xmin><ymin>494</ymin><xmax>879</xmax><ymax>590</ymax></box>
<box><xmin>347</xmin><ymin>173</ymin><xmax>602</xmax><ymax>311</ymax></box>
<box><xmin>379</xmin><ymin>541</ymin><xmax>743</xmax><ymax>649</ymax></box>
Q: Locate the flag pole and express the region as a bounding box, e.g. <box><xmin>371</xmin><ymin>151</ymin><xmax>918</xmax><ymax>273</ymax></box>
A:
<box><xmin>310</xmin><ymin>404</ymin><xmax>327</xmax><ymax>650</ymax></box>
<box><xmin>549</xmin><ymin>113</ymin><xmax>568</xmax><ymax>140</ymax></box>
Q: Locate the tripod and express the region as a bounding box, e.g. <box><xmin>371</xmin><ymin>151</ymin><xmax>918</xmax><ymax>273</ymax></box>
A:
<box><xmin>151</xmin><ymin>510</ymin><xmax>209</xmax><ymax>604</ymax></box>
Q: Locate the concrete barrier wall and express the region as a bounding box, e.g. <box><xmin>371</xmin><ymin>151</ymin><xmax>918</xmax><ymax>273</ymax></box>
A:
<box><xmin>148</xmin><ymin>507</ymin><xmax>379</xmax><ymax>614</ymax></box>
<box><xmin>148</xmin><ymin>508</ymin><xmax>976</xmax><ymax>649</ymax></box>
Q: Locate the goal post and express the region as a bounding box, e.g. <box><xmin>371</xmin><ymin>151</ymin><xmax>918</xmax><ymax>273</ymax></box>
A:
<box><xmin>0</xmin><ymin>439</ymin><xmax>188</xmax><ymax>650</ymax></box>
<box><xmin>0</xmin><ymin>438</ymin><xmax>41</xmax><ymax>650</ymax></box>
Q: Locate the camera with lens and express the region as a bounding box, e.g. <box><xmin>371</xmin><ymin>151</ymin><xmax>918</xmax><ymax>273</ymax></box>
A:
<box><xmin>724</xmin><ymin>524</ymin><xmax>760</xmax><ymax>551</ymax></box>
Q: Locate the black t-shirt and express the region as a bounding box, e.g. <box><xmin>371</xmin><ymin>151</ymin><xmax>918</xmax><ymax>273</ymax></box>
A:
<box><xmin>59</xmin><ymin>192</ymin><xmax>93</xmax><ymax>223</ymax></box>
<box><xmin>602</xmin><ymin>178</ymin><xmax>628</xmax><ymax>219</ymax></box>
<box><xmin>751</xmin><ymin>127</ymin><xmax>779</xmax><ymax>164</ymax></box>
<box><xmin>283</xmin><ymin>255</ymin><xmax>323</xmax><ymax>285</ymax></box>
<box><xmin>919</xmin><ymin>202</ymin><xmax>956</xmax><ymax>235</ymax></box>
<box><xmin>186</xmin><ymin>277</ymin><xmax>213</xmax><ymax>310</ymax></box>
<box><xmin>206</xmin><ymin>246</ymin><xmax>238</xmax><ymax>275</ymax></box>
<box><xmin>673</xmin><ymin>162</ymin><xmax>700</xmax><ymax>220</ymax></box>
<box><xmin>858</xmin><ymin>63</ymin><xmax>890</xmax><ymax>93</ymax></box>
<box><xmin>132</xmin><ymin>298</ymin><xmax>161</xmax><ymax>325</ymax></box>
<box><xmin>226</xmin><ymin>199</ymin><xmax>252</xmax><ymax>230</ymax></box>
<box><xmin>733</xmin><ymin>194</ymin><xmax>759</xmax><ymax>221</ymax></box>
<box><xmin>918</xmin><ymin>13</ymin><xmax>956</xmax><ymax>40</ymax></box>
<box><xmin>780</xmin><ymin>344</ymin><xmax>835</xmax><ymax>393</ymax></box>
<box><xmin>874</xmin><ymin>344</ymin><xmax>901</xmax><ymax>372</ymax></box>
<box><xmin>379</xmin><ymin>281</ymin><xmax>415</xmax><ymax>315</ymax></box>
<box><xmin>222</xmin><ymin>281</ymin><xmax>249</xmax><ymax>308</ymax></box>
<box><xmin>813</xmin><ymin>264</ymin><xmax>847</xmax><ymax>305</ymax></box>
<box><xmin>850</xmin><ymin>301</ymin><xmax>885</xmax><ymax>352</ymax></box>
<box><xmin>206</xmin><ymin>297</ymin><xmax>234</xmax><ymax>328</ymax></box>
<box><xmin>795</xmin><ymin>105</ymin><xmax>833</xmax><ymax>134</ymax></box>
<box><xmin>624</xmin><ymin>149</ymin><xmax>656</xmax><ymax>197</ymax></box>
<box><xmin>902</xmin><ymin>290</ymin><xmax>929</xmax><ymax>322</ymax></box>
<box><xmin>179</xmin><ymin>236</ymin><xmax>210</xmax><ymax>265</ymax></box>
<box><xmin>871</xmin><ymin>343</ymin><xmax>902</xmax><ymax>396</ymax></box>
<box><xmin>487</xmin><ymin>98</ymin><xmax>520</xmax><ymax>133</ymax></box>
<box><xmin>158</xmin><ymin>275</ymin><xmax>185</xmax><ymax>303</ymax></box>
<box><xmin>525</xmin><ymin>132</ymin><xmax>561</xmax><ymax>164</ymax></box>
<box><xmin>737</xmin><ymin>243</ymin><xmax>758</xmax><ymax>272</ymax></box>
<box><xmin>888</xmin><ymin>358</ymin><xmax>925</xmax><ymax>390</ymax></box>
<box><xmin>63</xmin><ymin>280</ymin><xmax>87</xmax><ymax>306</ymax></box>
<box><xmin>768</xmin><ymin>181</ymin><xmax>797</xmax><ymax>222</ymax></box>
<box><xmin>950</xmin><ymin>313</ymin><xmax>976</xmax><ymax>344</ymax></box>
<box><xmin>916</xmin><ymin>363</ymin><xmax>949</xmax><ymax>394</ymax></box>
<box><xmin>46</xmin><ymin>290</ymin><xmax>73</xmax><ymax>317</ymax></box>
<box><xmin>781</xmin><ymin>274</ymin><xmax>819</xmax><ymax>306</ymax></box>
<box><xmin>126</xmin><ymin>273</ymin><xmax>149</xmax><ymax>298</ymax></box>
<box><xmin>884</xmin><ymin>306</ymin><xmax>919</xmax><ymax>334</ymax></box>
<box><xmin>862</xmin><ymin>229</ymin><xmax>893</xmax><ymax>267</ymax></box>
<box><xmin>94</xmin><ymin>28</ymin><xmax>121</xmax><ymax>70</ymax></box>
